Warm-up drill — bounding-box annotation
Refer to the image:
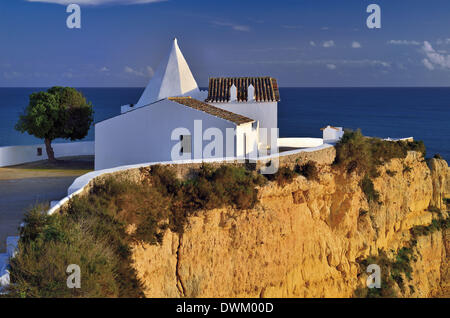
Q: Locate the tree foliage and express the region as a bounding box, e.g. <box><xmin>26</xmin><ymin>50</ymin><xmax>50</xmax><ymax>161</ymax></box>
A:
<box><xmin>15</xmin><ymin>87</ymin><xmax>94</xmax><ymax>161</ymax></box>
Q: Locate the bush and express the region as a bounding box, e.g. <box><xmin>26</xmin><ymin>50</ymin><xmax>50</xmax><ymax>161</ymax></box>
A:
<box><xmin>355</xmin><ymin>251</ymin><xmax>398</xmax><ymax>298</ymax></box>
<box><xmin>334</xmin><ymin>129</ymin><xmax>426</xmax><ymax>178</ymax></box>
<box><xmin>296</xmin><ymin>161</ymin><xmax>319</xmax><ymax>181</ymax></box>
<box><xmin>433</xmin><ymin>153</ymin><xmax>443</xmax><ymax>160</ymax></box>
<box><xmin>410</xmin><ymin>216</ymin><xmax>449</xmax><ymax>238</ymax></box>
<box><xmin>6</xmin><ymin>207</ymin><xmax>126</xmax><ymax>298</ymax></box>
<box><xmin>266</xmin><ymin>166</ymin><xmax>297</xmax><ymax>186</ymax></box>
<box><xmin>361</xmin><ymin>174</ymin><xmax>380</xmax><ymax>204</ymax></box>
<box><xmin>355</xmin><ymin>245</ymin><xmax>417</xmax><ymax>298</ymax></box>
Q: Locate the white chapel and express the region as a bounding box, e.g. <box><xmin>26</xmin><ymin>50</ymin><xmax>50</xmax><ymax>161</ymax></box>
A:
<box><xmin>95</xmin><ymin>38</ymin><xmax>281</xmax><ymax>170</ymax></box>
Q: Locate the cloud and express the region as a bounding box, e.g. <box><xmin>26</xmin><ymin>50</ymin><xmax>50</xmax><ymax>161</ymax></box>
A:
<box><xmin>124</xmin><ymin>66</ymin><xmax>154</xmax><ymax>77</ymax></box>
<box><xmin>351</xmin><ymin>41</ymin><xmax>361</xmax><ymax>48</ymax></box>
<box><xmin>326</xmin><ymin>64</ymin><xmax>337</xmax><ymax>70</ymax></box>
<box><xmin>100</xmin><ymin>67</ymin><xmax>110</xmax><ymax>72</ymax></box>
<box><xmin>212</xmin><ymin>21</ymin><xmax>250</xmax><ymax>32</ymax></box>
<box><xmin>421</xmin><ymin>41</ymin><xmax>450</xmax><ymax>70</ymax></box>
<box><xmin>281</xmin><ymin>25</ymin><xmax>302</xmax><ymax>29</ymax></box>
<box><xmin>233</xmin><ymin>58</ymin><xmax>391</xmax><ymax>68</ymax></box>
<box><xmin>26</xmin><ymin>0</ymin><xmax>165</xmax><ymax>5</ymax></box>
<box><xmin>322</xmin><ymin>40</ymin><xmax>335</xmax><ymax>48</ymax></box>
<box><xmin>422</xmin><ymin>59</ymin><xmax>435</xmax><ymax>70</ymax></box>
<box><xmin>310</xmin><ymin>41</ymin><xmax>316</xmax><ymax>47</ymax></box>
<box><xmin>387</xmin><ymin>40</ymin><xmax>421</xmax><ymax>46</ymax></box>
<box><xmin>2</xmin><ymin>71</ymin><xmax>22</xmax><ymax>79</ymax></box>
<box><xmin>436</xmin><ymin>38</ymin><xmax>450</xmax><ymax>45</ymax></box>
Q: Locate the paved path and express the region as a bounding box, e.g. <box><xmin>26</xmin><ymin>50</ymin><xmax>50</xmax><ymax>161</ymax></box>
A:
<box><xmin>0</xmin><ymin>176</ymin><xmax>77</xmax><ymax>252</ymax></box>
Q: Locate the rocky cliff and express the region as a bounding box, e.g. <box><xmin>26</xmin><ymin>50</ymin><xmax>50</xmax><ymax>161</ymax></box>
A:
<box><xmin>130</xmin><ymin>152</ymin><xmax>449</xmax><ymax>298</ymax></box>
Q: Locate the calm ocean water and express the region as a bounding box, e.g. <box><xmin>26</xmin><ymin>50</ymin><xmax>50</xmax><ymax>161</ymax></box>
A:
<box><xmin>0</xmin><ymin>87</ymin><xmax>449</xmax><ymax>161</ymax></box>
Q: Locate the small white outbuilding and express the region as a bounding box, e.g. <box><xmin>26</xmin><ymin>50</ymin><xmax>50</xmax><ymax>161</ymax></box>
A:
<box><xmin>321</xmin><ymin>125</ymin><xmax>344</xmax><ymax>143</ymax></box>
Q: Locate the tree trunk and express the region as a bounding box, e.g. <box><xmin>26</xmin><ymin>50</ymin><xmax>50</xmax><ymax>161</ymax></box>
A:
<box><xmin>44</xmin><ymin>138</ymin><xmax>56</xmax><ymax>162</ymax></box>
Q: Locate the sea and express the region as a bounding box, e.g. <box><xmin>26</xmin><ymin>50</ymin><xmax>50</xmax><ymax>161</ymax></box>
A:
<box><xmin>0</xmin><ymin>87</ymin><xmax>449</xmax><ymax>161</ymax></box>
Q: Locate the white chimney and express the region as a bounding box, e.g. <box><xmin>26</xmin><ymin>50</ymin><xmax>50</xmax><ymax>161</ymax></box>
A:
<box><xmin>247</xmin><ymin>84</ymin><xmax>255</xmax><ymax>102</ymax></box>
<box><xmin>230</xmin><ymin>84</ymin><xmax>237</xmax><ymax>102</ymax></box>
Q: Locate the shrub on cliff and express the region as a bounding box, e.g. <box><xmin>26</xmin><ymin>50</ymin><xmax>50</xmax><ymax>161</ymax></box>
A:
<box><xmin>266</xmin><ymin>166</ymin><xmax>297</xmax><ymax>186</ymax></box>
<box><xmin>296</xmin><ymin>161</ymin><xmax>319</xmax><ymax>181</ymax></box>
<box><xmin>6</xmin><ymin>206</ymin><xmax>128</xmax><ymax>298</ymax></box>
<box><xmin>334</xmin><ymin>129</ymin><xmax>426</xmax><ymax>178</ymax></box>
<box><xmin>335</xmin><ymin>130</ymin><xmax>426</xmax><ymax>204</ymax></box>
<box><xmin>356</xmin><ymin>246</ymin><xmax>416</xmax><ymax>298</ymax></box>
<box><xmin>361</xmin><ymin>174</ymin><xmax>380</xmax><ymax>204</ymax></box>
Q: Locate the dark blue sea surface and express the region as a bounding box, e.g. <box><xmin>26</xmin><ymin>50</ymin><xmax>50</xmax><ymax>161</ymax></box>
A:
<box><xmin>0</xmin><ymin>87</ymin><xmax>449</xmax><ymax>161</ymax></box>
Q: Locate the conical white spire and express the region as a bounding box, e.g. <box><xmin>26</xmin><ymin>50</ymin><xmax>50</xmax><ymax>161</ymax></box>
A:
<box><xmin>135</xmin><ymin>38</ymin><xmax>200</xmax><ymax>107</ymax></box>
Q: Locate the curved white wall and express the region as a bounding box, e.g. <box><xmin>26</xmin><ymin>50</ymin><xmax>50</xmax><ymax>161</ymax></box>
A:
<box><xmin>0</xmin><ymin>141</ymin><xmax>94</xmax><ymax>167</ymax></box>
<box><xmin>278</xmin><ymin>138</ymin><xmax>323</xmax><ymax>149</ymax></box>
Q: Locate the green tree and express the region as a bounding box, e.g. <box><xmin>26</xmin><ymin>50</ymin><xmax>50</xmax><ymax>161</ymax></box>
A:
<box><xmin>15</xmin><ymin>87</ymin><xmax>94</xmax><ymax>162</ymax></box>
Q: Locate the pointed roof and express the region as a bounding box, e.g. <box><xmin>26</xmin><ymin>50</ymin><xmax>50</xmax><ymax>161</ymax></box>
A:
<box><xmin>135</xmin><ymin>38</ymin><xmax>200</xmax><ymax>108</ymax></box>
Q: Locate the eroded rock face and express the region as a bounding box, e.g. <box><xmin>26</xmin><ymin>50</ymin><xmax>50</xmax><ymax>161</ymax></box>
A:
<box><xmin>130</xmin><ymin>153</ymin><xmax>449</xmax><ymax>298</ymax></box>
<box><xmin>428</xmin><ymin>158</ymin><xmax>450</xmax><ymax>210</ymax></box>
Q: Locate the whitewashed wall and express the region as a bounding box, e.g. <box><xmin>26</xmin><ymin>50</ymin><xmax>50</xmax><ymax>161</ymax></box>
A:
<box><xmin>278</xmin><ymin>138</ymin><xmax>323</xmax><ymax>148</ymax></box>
<box><xmin>0</xmin><ymin>141</ymin><xmax>94</xmax><ymax>168</ymax></box>
<box><xmin>322</xmin><ymin>127</ymin><xmax>344</xmax><ymax>143</ymax></box>
<box><xmin>210</xmin><ymin>101</ymin><xmax>278</xmax><ymax>149</ymax></box>
<box><xmin>95</xmin><ymin>99</ymin><xmax>257</xmax><ymax>170</ymax></box>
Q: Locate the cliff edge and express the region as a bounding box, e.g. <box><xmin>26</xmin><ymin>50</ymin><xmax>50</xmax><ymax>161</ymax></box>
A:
<box><xmin>130</xmin><ymin>153</ymin><xmax>449</xmax><ymax>298</ymax></box>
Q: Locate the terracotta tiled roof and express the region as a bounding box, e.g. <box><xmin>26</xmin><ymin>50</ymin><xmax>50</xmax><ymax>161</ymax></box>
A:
<box><xmin>320</xmin><ymin>126</ymin><xmax>342</xmax><ymax>131</ymax></box>
<box><xmin>206</xmin><ymin>77</ymin><xmax>280</xmax><ymax>103</ymax></box>
<box><xmin>168</xmin><ymin>97</ymin><xmax>254</xmax><ymax>125</ymax></box>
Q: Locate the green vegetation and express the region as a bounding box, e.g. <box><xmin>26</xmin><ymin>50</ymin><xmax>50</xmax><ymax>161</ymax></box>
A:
<box><xmin>355</xmin><ymin>251</ymin><xmax>398</xmax><ymax>298</ymax></box>
<box><xmin>433</xmin><ymin>154</ymin><xmax>443</xmax><ymax>160</ymax></box>
<box><xmin>334</xmin><ymin>129</ymin><xmax>425</xmax><ymax>203</ymax></box>
<box><xmin>296</xmin><ymin>161</ymin><xmax>319</xmax><ymax>181</ymax></box>
<box><xmin>266</xmin><ymin>166</ymin><xmax>297</xmax><ymax>186</ymax></box>
<box><xmin>355</xmin><ymin>212</ymin><xmax>449</xmax><ymax>298</ymax></box>
<box><xmin>355</xmin><ymin>246</ymin><xmax>415</xmax><ymax>298</ymax></box>
<box><xmin>15</xmin><ymin>87</ymin><xmax>94</xmax><ymax>162</ymax></box>
<box><xmin>266</xmin><ymin>161</ymin><xmax>319</xmax><ymax>186</ymax></box>
<box><xmin>361</xmin><ymin>175</ymin><xmax>380</xmax><ymax>204</ymax></box>
<box><xmin>334</xmin><ymin>129</ymin><xmax>425</xmax><ymax>178</ymax></box>
<box><xmin>410</xmin><ymin>214</ymin><xmax>449</xmax><ymax>238</ymax></box>
<box><xmin>6</xmin><ymin>165</ymin><xmax>267</xmax><ymax>297</ymax></box>
<box><xmin>6</xmin><ymin>205</ymin><xmax>131</xmax><ymax>298</ymax></box>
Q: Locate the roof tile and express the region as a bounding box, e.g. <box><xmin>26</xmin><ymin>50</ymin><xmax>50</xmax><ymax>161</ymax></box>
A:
<box><xmin>168</xmin><ymin>97</ymin><xmax>254</xmax><ymax>125</ymax></box>
<box><xmin>206</xmin><ymin>77</ymin><xmax>280</xmax><ymax>103</ymax></box>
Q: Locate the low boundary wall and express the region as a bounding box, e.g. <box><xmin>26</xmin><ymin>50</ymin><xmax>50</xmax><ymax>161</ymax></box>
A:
<box><xmin>48</xmin><ymin>144</ymin><xmax>336</xmax><ymax>215</ymax></box>
<box><xmin>0</xmin><ymin>141</ymin><xmax>95</xmax><ymax>167</ymax></box>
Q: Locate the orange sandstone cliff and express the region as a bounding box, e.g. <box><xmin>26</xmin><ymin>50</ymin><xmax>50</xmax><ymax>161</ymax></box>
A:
<box><xmin>129</xmin><ymin>153</ymin><xmax>449</xmax><ymax>298</ymax></box>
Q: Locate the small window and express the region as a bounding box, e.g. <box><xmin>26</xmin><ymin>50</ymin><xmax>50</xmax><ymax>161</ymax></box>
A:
<box><xmin>180</xmin><ymin>135</ymin><xmax>192</xmax><ymax>154</ymax></box>
<box><xmin>37</xmin><ymin>147</ymin><xmax>42</xmax><ymax>156</ymax></box>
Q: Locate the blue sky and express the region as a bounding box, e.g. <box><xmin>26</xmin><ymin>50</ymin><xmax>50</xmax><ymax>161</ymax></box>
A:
<box><xmin>1</xmin><ymin>0</ymin><xmax>450</xmax><ymax>87</ymax></box>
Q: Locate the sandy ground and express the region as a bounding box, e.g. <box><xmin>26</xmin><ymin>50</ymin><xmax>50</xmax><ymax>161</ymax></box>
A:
<box><xmin>0</xmin><ymin>156</ymin><xmax>93</xmax><ymax>252</ymax></box>
<box><xmin>0</xmin><ymin>155</ymin><xmax>94</xmax><ymax>180</ymax></box>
